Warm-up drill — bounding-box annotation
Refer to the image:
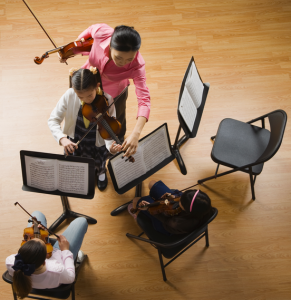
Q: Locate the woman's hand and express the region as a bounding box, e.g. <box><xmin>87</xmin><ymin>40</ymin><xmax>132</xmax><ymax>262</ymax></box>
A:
<box><xmin>110</xmin><ymin>141</ymin><xmax>122</xmax><ymax>154</ymax></box>
<box><xmin>57</xmin><ymin>235</ymin><xmax>70</xmax><ymax>251</ymax></box>
<box><xmin>60</xmin><ymin>137</ymin><xmax>78</xmax><ymax>155</ymax></box>
<box><xmin>121</xmin><ymin>131</ymin><xmax>140</xmax><ymax>157</ymax></box>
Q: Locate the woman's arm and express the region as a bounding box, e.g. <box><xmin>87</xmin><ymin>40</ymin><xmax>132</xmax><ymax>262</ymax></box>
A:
<box><xmin>122</xmin><ymin>116</ymin><xmax>147</xmax><ymax>156</ymax></box>
<box><xmin>121</xmin><ymin>60</ymin><xmax>151</xmax><ymax>156</ymax></box>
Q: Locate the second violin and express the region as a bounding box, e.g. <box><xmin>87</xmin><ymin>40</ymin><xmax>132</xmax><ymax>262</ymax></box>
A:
<box><xmin>131</xmin><ymin>194</ymin><xmax>182</xmax><ymax>216</ymax></box>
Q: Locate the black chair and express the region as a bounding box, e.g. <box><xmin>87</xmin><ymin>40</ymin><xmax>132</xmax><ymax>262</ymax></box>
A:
<box><xmin>2</xmin><ymin>251</ymin><xmax>87</xmax><ymax>300</ymax></box>
<box><xmin>126</xmin><ymin>207</ymin><xmax>218</xmax><ymax>281</ymax></box>
<box><xmin>198</xmin><ymin>110</ymin><xmax>287</xmax><ymax>200</ymax></box>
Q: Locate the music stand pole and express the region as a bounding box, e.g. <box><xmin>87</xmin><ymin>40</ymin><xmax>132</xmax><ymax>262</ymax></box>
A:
<box><xmin>49</xmin><ymin>196</ymin><xmax>97</xmax><ymax>232</ymax></box>
<box><xmin>171</xmin><ymin>124</ymin><xmax>189</xmax><ymax>175</ymax></box>
<box><xmin>110</xmin><ymin>182</ymin><xmax>142</xmax><ymax>216</ymax></box>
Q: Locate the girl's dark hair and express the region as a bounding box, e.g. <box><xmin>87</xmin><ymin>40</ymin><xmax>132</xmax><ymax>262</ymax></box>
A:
<box><xmin>71</xmin><ymin>69</ymin><xmax>98</xmax><ymax>91</ymax></box>
<box><xmin>110</xmin><ymin>25</ymin><xmax>141</xmax><ymax>52</ymax></box>
<box><xmin>180</xmin><ymin>189</ymin><xmax>212</xmax><ymax>219</ymax></box>
<box><xmin>13</xmin><ymin>240</ymin><xmax>47</xmax><ymax>299</ymax></box>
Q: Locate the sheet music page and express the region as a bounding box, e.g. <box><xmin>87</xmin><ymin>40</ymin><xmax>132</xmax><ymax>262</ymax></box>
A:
<box><xmin>58</xmin><ymin>160</ymin><xmax>88</xmax><ymax>195</ymax></box>
<box><xmin>139</xmin><ymin>125</ymin><xmax>172</xmax><ymax>172</ymax></box>
<box><xmin>185</xmin><ymin>62</ymin><xmax>204</xmax><ymax>108</ymax></box>
<box><xmin>179</xmin><ymin>87</ymin><xmax>197</xmax><ymax>132</ymax></box>
<box><xmin>25</xmin><ymin>156</ymin><xmax>57</xmax><ymax>191</ymax></box>
<box><xmin>110</xmin><ymin>149</ymin><xmax>147</xmax><ymax>189</ymax></box>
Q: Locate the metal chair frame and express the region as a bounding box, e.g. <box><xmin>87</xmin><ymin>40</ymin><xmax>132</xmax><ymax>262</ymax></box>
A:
<box><xmin>127</xmin><ymin>208</ymin><xmax>218</xmax><ymax>281</ymax></box>
<box><xmin>198</xmin><ymin>110</ymin><xmax>287</xmax><ymax>200</ymax></box>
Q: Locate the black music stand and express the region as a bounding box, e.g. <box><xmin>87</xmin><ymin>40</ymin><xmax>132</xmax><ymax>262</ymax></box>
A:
<box><xmin>109</xmin><ymin>124</ymin><xmax>174</xmax><ymax>216</ymax></box>
<box><xmin>110</xmin><ymin>57</ymin><xmax>209</xmax><ymax>215</ymax></box>
<box><xmin>172</xmin><ymin>56</ymin><xmax>210</xmax><ymax>175</ymax></box>
<box><xmin>20</xmin><ymin>150</ymin><xmax>97</xmax><ymax>232</ymax></box>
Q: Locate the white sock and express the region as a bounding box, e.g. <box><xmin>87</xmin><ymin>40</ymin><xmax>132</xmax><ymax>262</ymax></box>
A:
<box><xmin>98</xmin><ymin>173</ymin><xmax>105</xmax><ymax>181</ymax></box>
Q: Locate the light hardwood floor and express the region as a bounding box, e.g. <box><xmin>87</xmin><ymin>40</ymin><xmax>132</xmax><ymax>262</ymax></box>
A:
<box><xmin>0</xmin><ymin>0</ymin><xmax>291</xmax><ymax>299</ymax></box>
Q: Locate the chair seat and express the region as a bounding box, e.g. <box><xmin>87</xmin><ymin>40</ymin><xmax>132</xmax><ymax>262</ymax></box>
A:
<box><xmin>137</xmin><ymin>212</ymin><xmax>208</xmax><ymax>259</ymax></box>
<box><xmin>211</xmin><ymin>118</ymin><xmax>270</xmax><ymax>175</ymax></box>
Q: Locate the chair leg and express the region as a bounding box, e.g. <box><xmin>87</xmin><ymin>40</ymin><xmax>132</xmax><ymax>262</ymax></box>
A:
<box><xmin>158</xmin><ymin>248</ymin><xmax>167</xmax><ymax>281</ymax></box>
<box><xmin>249</xmin><ymin>167</ymin><xmax>256</xmax><ymax>200</ymax></box>
<box><xmin>198</xmin><ymin>165</ymin><xmax>239</xmax><ymax>184</ymax></box>
<box><xmin>205</xmin><ymin>228</ymin><xmax>209</xmax><ymax>247</ymax></box>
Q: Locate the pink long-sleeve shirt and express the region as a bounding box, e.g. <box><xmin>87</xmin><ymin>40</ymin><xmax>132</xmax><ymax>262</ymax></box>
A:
<box><xmin>77</xmin><ymin>23</ymin><xmax>151</xmax><ymax>120</ymax></box>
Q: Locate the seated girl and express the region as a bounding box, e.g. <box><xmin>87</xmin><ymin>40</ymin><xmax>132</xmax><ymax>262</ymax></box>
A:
<box><xmin>6</xmin><ymin>211</ymin><xmax>88</xmax><ymax>299</ymax></box>
<box><xmin>128</xmin><ymin>180</ymin><xmax>213</xmax><ymax>235</ymax></box>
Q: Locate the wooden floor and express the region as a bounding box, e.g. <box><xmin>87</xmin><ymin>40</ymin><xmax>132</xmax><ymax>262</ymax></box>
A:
<box><xmin>1</xmin><ymin>0</ymin><xmax>291</xmax><ymax>299</ymax></box>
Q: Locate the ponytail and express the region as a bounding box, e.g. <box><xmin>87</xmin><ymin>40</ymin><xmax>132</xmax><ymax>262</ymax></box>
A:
<box><xmin>12</xmin><ymin>240</ymin><xmax>47</xmax><ymax>299</ymax></box>
<box><xmin>13</xmin><ymin>270</ymin><xmax>32</xmax><ymax>299</ymax></box>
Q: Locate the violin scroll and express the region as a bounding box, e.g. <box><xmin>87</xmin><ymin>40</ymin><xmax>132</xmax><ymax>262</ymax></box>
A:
<box><xmin>34</xmin><ymin>54</ymin><xmax>48</xmax><ymax>65</ymax></box>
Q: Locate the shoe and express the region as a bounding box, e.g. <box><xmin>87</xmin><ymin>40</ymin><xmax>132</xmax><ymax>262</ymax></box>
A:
<box><xmin>77</xmin><ymin>250</ymin><xmax>85</xmax><ymax>263</ymax></box>
<box><xmin>97</xmin><ymin>172</ymin><xmax>108</xmax><ymax>191</ymax></box>
<box><xmin>127</xmin><ymin>203</ymin><xmax>137</xmax><ymax>220</ymax></box>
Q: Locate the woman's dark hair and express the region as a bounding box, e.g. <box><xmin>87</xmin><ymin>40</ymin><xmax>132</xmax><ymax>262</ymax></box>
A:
<box><xmin>180</xmin><ymin>189</ymin><xmax>212</xmax><ymax>219</ymax></box>
<box><xmin>71</xmin><ymin>69</ymin><xmax>98</xmax><ymax>91</ymax></box>
<box><xmin>13</xmin><ymin>240</ymin><xmax>47</xmax><ymax>299</ymax></box>
<box><xmin>110</xmin><ymin>25</ymin><xmax>141</xmax><ymax>52</ymax></box>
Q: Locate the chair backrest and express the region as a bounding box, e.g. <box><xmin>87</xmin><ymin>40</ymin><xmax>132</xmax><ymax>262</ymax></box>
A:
<box><xmin>2</xmin><ymin>270</ymin><xmax>73</xmax><ymax>299</ymax></box>
<box><xmin>256</xmin><ymin>110</ymin><xmax>287</xmax><ymax>164</ymax></box>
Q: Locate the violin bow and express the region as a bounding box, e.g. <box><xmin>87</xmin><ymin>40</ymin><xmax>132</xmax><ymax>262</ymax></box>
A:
<box><xmin>22</xmin><ymin>0</ymin><xmax>68</xmax><ymax>65</ymax></box>
<box><xmin>15</xmin><ymin>202</ymin><xmax>60</xmax><ymax>238</ymax></box>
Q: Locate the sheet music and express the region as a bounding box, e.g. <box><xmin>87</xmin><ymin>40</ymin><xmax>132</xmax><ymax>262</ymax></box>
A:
<box><xmin>179</xmin><ymin>60</ymin><xmax>204</xmax><ymax>132</ymax></box>
<box><xmin>25</xmin><ymin>156</ymin><xmax>88</xmax><ymax>195</ymax></box>
<box><xmin>179</xmin><ymin>87</ymin><xmax>197</xmax><ymax>132</ymax></box>
<box><xmin>140</xmin><ymin>125</ymin><xmax>172</xmax><ymax>171</ymax></box>
<box><xmin>110</xmin><ymin>148</ymin><xmax>147</xmax><ymax>188</ymax></box>
<box><xmin>110</xmin><ymin>125</ymin><xmax>172</xmax><ymax>189</ymax></box>
<box><xmin>25</xmin><ymin>157</ymin><xmax>57</xmax><ymax>191</ymax></box>
<box><xmin>185</xmin><ymin>62</ymin><xmax>204</xmax><ymax>108</ymax></box>
<box><xmin>58</xmin><ymin>160</ymin><xmax>88</xmax><ymax>195</ymax></box>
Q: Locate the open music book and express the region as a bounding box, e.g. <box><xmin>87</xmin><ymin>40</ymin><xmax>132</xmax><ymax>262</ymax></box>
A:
<box><xmin>179</xmin><ymin>60</ymin><xmax>204</xmax><ymax>132</ymax></box>
<box><xmin>108</xmin><ymin>124</ymin><xmax>174</xmax><ymax>194</ymax></box>
<box><xmin>24</xmin><ymin>156</ymin><xmax>89</xmax><ymax>195</ymax></box>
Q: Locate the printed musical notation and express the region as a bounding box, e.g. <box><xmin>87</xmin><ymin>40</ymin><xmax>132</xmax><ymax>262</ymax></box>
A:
<box><xmin>179</xmin><ymin>61</ymin><xmax>204</xmax><ymax>132</ymax></box>
<box><xmin>25</xmin><ymin>156</ymin><xmax>88</xmax><ymax>195</ymax></box>
<box><xmin>110</xmin><ymin>125</ymin><xmax>172</xmax><ymax>189</ymax></box>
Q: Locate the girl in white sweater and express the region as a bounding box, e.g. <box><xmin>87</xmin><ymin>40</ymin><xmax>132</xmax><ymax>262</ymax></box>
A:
<box><xmin>48</xmin><ymin>67</ymin><xmax>122</xmax><ymax>190</ymax></box>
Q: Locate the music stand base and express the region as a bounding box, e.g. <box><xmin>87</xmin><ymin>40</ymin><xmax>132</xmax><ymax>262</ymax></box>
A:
<box><xmin>49</xmin><ymin>196</ymin><xmax>97</xmax><ymax>232</ymax></box>
<box><xmin>111</xmin><ymin>182</ymin><xmax>143</xmax><ymax>216</ymax></box>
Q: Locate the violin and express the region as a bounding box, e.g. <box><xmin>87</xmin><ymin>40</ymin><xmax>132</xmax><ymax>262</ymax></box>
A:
<box><xmin>81</xmin><ymin>89</ymin><xmax>135</xmax><ymax>163</ymax></box>
<box><xmin>131</xmin><ymin>194</ymin><xmax>182</xmax><ymax>216</ymax></box>
<box><xmin>22</xmin><ymin>0</ymin><xmax>93</xmax><ymax>65</ymax></box>
<box><xmin>34</xmin><ymin>38</ymin><xmax>93</xmax><ymax>65</ymax></box>
<box><xmin>15</xmin><ymin>202</ymin><xmax>59</xmax><ymax>259</ymax></box>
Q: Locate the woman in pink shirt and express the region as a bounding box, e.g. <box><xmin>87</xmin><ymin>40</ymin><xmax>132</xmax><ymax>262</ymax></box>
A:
<box><xmin>61</xmin><ymin>24</ymin><xmax>151</xmax><ymax>159</ymax></box>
